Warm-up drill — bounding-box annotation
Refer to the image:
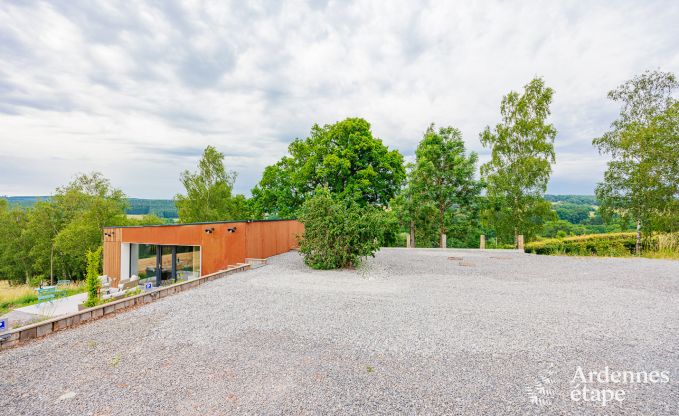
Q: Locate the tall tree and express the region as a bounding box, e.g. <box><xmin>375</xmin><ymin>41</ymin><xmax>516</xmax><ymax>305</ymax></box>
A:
<box><xmin>480</xmin><ymin>77</ymin><xmax>557</xmax><ymax>244</ymax></box>
<box><xmin>411</xmin><ymin>125</ymin><xmax>481</xmax><ymax>248</ymax></box>
<box><xmin>593</xmin><ymin>70</ymin><xmax>679</xmax><ymax>254</ymax></box>
<box><xmin>391</xmin><ymin>164</ymin><xmax>425</xmax><ymax>248</ymax></box>
<box><xmin>175</xmin><ymin>146</ymin><xmax>250</xmax><ymax>222</ymax></box>
<box><xmin>0</xmin><ymin>200</ymin><xmax>33</xmax><ymax>284</ymax></box>
<box><xmin>52</xmin><ymin>172</ymin><xmax>128</xmax><ymax>278</ymax></box>
<box><xmin>24</xmin><ymin>201</ymin><xmax>65</xmax><ymax>285</ymax></box>
<box><xmin>0</xmin><ymin>173</ymin><xmax>128</xmax><ymax>284</ymax></box>
<box><xmin>251</xmin><ymin>118</ymin><xmax>405</xmax><ymax>217</ymax></box>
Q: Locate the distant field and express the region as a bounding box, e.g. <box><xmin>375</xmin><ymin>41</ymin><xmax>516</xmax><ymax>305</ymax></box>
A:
<box><xmin>1</xmin><ymin>196</ymin><xmax>179</xmax><ymax>219</ymax></box>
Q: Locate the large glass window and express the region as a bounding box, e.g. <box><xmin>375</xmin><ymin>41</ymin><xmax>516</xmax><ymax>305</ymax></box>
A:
<box><xmin>175</xmin><ymin>246</ymin><xmax>201</xmax><ymax>280</ymax></box>
<box><xmin>129</xmin><ymin>244</ymin><xmax>200</xmax><ymax>287</ymax></box>
<box><xmin>130</xmin><ymin>243</ymin><xmax>158</xmax><ymax>285</ymax></box>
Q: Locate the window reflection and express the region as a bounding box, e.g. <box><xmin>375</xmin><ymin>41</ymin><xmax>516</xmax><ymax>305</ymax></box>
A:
<box><xmin>129</xmin><ymin>244</ymin><xmax>200</xmax><ymax>286</ymax></box>
<box><xmin>176</xmin><ymin>246</ymin><xmax>201</xmax><ymax>280</ymax></box>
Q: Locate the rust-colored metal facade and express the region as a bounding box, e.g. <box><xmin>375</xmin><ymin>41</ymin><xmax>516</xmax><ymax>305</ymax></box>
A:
<box><xmin>103</xmin><ymin>220</ymin><xmax>303</xmax><ymax>286</ymax></box>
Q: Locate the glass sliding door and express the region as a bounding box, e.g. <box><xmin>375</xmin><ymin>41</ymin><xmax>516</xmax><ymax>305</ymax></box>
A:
<box><xmin>160</xmin><ymin>245</ymin><xmax>174</xmax><ymax>284</ymax></box>
<box><xmin>129</xmin><ymin>244</ymin><xmax>201</xmax><ymax>287</ymax></box>
<box><xmin>175</xmin><ymin>246</ymin><xmax>200</xmax><ymax>281</ymax></box>
<box><xmin>130</xmin><ymin>243</ymin><xmax>158</xmax><ymax>286</ymax></box>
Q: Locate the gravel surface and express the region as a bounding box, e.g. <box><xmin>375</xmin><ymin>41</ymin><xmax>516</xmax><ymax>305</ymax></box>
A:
<box><xmin>1</xmin><ymin>249</ymin><xmax>678</xmax><ymax>415</ymax></box>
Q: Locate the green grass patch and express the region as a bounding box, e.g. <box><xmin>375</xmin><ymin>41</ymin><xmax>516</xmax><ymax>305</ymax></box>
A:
<box><xmin>0</xmin><ymin>282</ymin><xmax>86</xmax><ymax>315</ymax></box>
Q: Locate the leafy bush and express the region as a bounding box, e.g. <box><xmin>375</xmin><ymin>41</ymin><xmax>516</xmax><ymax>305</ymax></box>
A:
<box><xmin>391</xmin><ymin>232</ymin><xmax>408</xmax><ymax>248</ymax></box>
<box><xmin>298</xmin><ymin>190</ymin><xmax>392</xmax><ymax>269</ymax></box>
<box><xmin>525</xmin><ymin>233</ymin><xmax>636</xmax><ymax>256</ymax></box>
<box><xmin>83</xmin><ymin>246</ymin><xmax>102</xmax><ymax>307</ymax></box>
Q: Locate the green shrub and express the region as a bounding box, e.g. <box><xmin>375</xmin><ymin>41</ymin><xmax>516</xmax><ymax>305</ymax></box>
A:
<box><xmin>525</xmin><ymin>233</ymin><xmax>636</xmax><ymax>256</ymax></box>
<box><xmin>298</xmin><ymin>190</ymin><xmax>390</xmax><ymax>269</ymax></box>
<box><xmin>29</xmin><ymin>275</ymin><xmax>45</xmax><ymax>287</ymax></box>
<box><xmin>392</xmin><ymin>232</ymin><xmax>408</xmax><ymax>248</ymax></box>
<box><xmin>83</xmin><ymin>246</ymin><xmax>103</xmax><ymax>307</ymax></box>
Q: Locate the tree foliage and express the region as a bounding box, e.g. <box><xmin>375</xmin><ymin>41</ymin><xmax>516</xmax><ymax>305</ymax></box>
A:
<box><xmin>480</xmin><ymin>77</ymin><xmax>557</xmax><ymax>243</ymax></box>
<box><xmin>0</xmin><ymin>200</ymin><xmax>33</xmax><ymax>284</ymax></box>
<box><xmin>252</xmin><ymin>118</ymin><xmax>405</xmax><ymax>217</ymax></box>
<box><xmin>593</xmin><ymin>70</ymin><xmax>679</xmax><ymax>253</ymax></box>
<box><xmin>51</xmin><ymin>173</ymin><xmax>128</xmax><ymax>277</ymax></box>
<box><xmin>175</xmin><ymin>145</ymin><xmax>250</xmax><ymax>222</ymax></box>
<box><xmin>0</xmin><ymin>173</ymin><xmax>127</xmax><ymax>284</ymax></box>
<box><xmin>411</xmin><ymin>125</ymin><xmax>481</xmax><ymax>247</ymax></box>
<box><xmin>553</xmin><ymin>202</ymin><xmax>594</xmax><ymax>224</ymax></box>
<box><xmin>84</xmin><ymin>246</ymin><xmax>102</xmax><ymax>307</ymax></box>
<box><xmin>390</xmin><ymin>163</ymin><xmax>436</xmax><ymax>247</ymax></box>
<box><xmin>298</xmin><ymin>190</ymin><xmax>392</xmax><ymax>269</ymax></box>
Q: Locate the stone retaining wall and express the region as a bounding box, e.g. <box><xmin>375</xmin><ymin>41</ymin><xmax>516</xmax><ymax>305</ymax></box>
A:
<box><xmin>0</xmin><ymin>263</ymin><xmax>250</xmax><ymax>351</ymax></box>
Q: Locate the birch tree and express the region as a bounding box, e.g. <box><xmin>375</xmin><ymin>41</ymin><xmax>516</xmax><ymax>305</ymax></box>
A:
<box><xmin>480</xmin><ymin>77</ymin><xmax>557</xmax><ymax>245</ymax></box>
<box><xmin>593</xmin><ymin>70</ymin><xmax>679</xmax><ymax>254</ymax></box>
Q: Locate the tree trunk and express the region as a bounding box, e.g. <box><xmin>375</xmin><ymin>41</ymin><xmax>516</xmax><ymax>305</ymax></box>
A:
<box><xmin>635</xmin><ymin>218</ymin><xmax>641</xmax><ymax>256</ymax></box>
<box><xmin>409</xmin><ymin>219</ymin><xmax>416</xmax><ymax>248</ymax></box>
<box><xmin>439</xmin><ymin>204</ymin><xmax>446</xmax><ymax>249</ymax></box>
<box><xmin>50</xmin><ymin>245</ymin><xmax>54</xmax><ymax>285</ymax></box>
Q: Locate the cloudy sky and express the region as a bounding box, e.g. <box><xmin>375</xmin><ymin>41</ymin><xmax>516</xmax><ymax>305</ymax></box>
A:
<box><xmin>1</xmin><ymin>0</ymin><xmax>678</xmax><ymax>198</ymax></box>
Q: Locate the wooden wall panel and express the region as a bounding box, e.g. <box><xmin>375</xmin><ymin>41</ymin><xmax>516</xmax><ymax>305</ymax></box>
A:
<box><xmin>102</xmin><ymin>228</ymin><xmax>122</xmax><ymax>280</ymax></box>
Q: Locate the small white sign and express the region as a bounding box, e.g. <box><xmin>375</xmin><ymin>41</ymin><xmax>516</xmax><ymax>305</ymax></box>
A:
<box><xmin>145</xmin><ymin>282</ymin><xmax>153</xmax><ymax>290</ymax></box>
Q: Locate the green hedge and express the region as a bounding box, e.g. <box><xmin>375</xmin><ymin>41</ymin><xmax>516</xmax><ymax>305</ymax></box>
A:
<box><xmin>524</xmin><ymin>233</ymin><xmax>637</xmax><ymax>256</ymax></box>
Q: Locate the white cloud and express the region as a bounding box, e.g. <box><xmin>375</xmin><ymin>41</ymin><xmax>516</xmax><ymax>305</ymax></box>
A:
<box><xmin>0</xmin><ymin>0</ymin><xmax>677</xmax><ymax>197</ymax></box>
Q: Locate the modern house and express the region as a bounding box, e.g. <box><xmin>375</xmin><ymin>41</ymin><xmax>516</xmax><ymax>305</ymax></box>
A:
<box><xmin>102</xmin><ymin>219</ymin><xmax>303</xmax><ymax>288</ymax></box>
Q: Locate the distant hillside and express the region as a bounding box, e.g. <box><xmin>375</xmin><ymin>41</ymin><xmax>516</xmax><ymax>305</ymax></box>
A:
<box><xmin>544</xmin><ymin>195</ymin><xmax>598</xmax><ymax>205</ymax></box>
<box><xmin>3</xmin><ymin>194</ymin><xmax>599</xmax><ymax>221</ymax></box>
<box><xmin>1</xmin><ymin>195</ymin><xmax>51</xmax><ymax>208</ymax></box>
<box><xmin>2</xmin><ymin>196</ymin><xmax>178</xmax><ymax>219</ymax></box>
<box><xmin>126</xmin><ymin>198</ymin><xmax>178</xmax><ymax>218</ymax></box>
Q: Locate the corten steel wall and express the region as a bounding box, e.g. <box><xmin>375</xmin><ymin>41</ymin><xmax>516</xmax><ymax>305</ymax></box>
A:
<box><xmin>103</xmin><ymin>220</ymin><xmax>303</xmax><ymax>285</ymax></box>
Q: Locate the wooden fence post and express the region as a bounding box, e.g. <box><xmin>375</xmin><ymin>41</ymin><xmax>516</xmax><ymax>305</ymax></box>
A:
<box><xmin>480</xmin><ymin>235</ymin><xmax>485</xmax><ymax>250</ymax></box>
<box><xmin>517</xmin><ymin>235</ymin><xmax>524</xmax><ymax>250</ymax></box>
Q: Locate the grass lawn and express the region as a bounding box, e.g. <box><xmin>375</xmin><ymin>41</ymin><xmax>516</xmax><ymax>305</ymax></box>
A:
<box><xmin>0</xmin><ymin>281</ymin><xmax>85</xmax><ymax>315</ymax></box>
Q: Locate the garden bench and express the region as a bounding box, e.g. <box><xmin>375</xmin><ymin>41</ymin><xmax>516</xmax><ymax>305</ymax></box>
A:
<box><xmin>36</xmin><ymin>286</ymin><xmax>56</xmax><ymax>304</ymax></box>
<box><xmin>56</xmin><ymin>280</ymin><xmax>71</xmax><ymax>298</ymax></box>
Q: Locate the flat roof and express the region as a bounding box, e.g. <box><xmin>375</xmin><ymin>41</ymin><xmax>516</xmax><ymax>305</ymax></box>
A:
<box><xmin>103</xmin><ymin>218</ymin><xmax>297</xmax><ymax>229</ymax></box>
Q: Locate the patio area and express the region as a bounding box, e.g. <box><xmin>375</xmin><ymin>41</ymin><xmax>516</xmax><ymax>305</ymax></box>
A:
<box><xmin>1</xmin><ymin>292</ymin><xmax>87</xmax><ymax>329</ymax></box>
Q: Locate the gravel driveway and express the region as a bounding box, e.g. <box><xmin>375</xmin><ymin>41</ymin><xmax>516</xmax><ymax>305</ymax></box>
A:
<box><xmin>1</xmin><ymin>249</ymin><xmax>678</xmax><ymax>415</ymax></box>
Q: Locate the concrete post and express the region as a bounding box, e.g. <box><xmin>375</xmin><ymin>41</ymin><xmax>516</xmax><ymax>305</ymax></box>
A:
<box><xmin>517</xmin><ymin>235</ymin><xmax>524</xmax><ymax>250</ymax></box>
<box><xmin>406</xmin><ymin>234</ymin><xmax>411</xmax><ymax>248</ymax></box>
<box><xmin>440</xmin><ymin>234</ymin><xmax>447</xmax><ymax>249</ymax></box>
<box><xmin>480</xmin><ymin>234</ymin><xmax>485</xmax><ymax>250</ymax></box>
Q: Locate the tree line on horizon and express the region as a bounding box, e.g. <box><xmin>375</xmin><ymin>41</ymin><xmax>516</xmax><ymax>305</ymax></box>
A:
<box><xmin>1</xmin><ymin>70</ymin><xmax>677</xmax><ymax>280</ymax></box>
<box><xmin>214</xmin><ymin>70</ymin><xmax>677</xmax><ymax>257</ymax></box>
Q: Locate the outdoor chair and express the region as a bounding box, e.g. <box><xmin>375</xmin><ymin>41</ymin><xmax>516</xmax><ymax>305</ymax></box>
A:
<box><xmin>98</xmin><ymin>275</ymin><xmax>111</xmax><ymax>296</ymax></box>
